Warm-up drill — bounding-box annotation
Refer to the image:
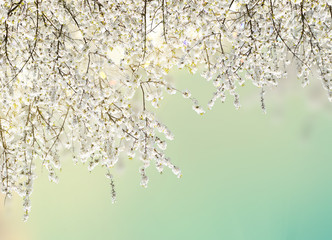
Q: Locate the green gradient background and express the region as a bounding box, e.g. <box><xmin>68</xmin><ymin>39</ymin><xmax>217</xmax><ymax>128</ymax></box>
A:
<box><xmin>16</xmin><ymin>70</ymin><xmax>332</xmax><ymax>239</ymax></box>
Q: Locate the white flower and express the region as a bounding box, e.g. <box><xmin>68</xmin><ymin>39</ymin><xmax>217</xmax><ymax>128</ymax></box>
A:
<box><xmin>1</xmin><ymin>0</ymin><xmax>331</xmax><ymax>220</ymax></box>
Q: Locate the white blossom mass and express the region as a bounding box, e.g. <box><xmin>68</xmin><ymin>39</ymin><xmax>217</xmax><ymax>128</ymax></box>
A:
<box><xmin>0</xmin><ymin>0</ymin><xmax>331</xmax><ymax>220</ymax></box>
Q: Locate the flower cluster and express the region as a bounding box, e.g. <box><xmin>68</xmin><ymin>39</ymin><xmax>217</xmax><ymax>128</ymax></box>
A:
<box><xmin>0</xmin><ymin>0</ymin><xmax>331</xmax><ymax>220</ymax></box>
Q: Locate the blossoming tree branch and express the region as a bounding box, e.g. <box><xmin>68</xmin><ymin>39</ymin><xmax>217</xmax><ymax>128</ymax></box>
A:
<box><xmin>0</xmin><ymin>0</ymin><xmax>331</xmax><ymax>220</ymax></box>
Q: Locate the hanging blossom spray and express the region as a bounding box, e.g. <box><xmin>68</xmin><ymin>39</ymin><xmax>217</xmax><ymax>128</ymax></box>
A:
<box><xmin>0</xmin><ymin>0</ymin><xmax>331</xmax><ymax>220</ymax></box>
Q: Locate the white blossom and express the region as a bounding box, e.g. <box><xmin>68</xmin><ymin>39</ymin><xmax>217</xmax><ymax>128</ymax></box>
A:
<box><xmin>0</xmin><ymin>0</ymin><xmax>331</xmax><ymax>220</ymax></box>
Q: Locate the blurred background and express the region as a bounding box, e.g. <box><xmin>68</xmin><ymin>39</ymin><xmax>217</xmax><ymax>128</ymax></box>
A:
<box><xmin>1</xmin><ymin>69</ymin><xmax>332</xmax><ymax>240</ymax></box>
